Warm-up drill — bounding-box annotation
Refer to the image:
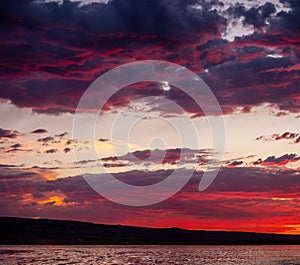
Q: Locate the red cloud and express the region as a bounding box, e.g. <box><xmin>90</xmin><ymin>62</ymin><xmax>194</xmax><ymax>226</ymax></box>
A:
<box><xmin>1</xmin><ymin>165</ymin><xmax>300</xmax><ymax>234</ymax></box>
<box><xmin>256</xmin><ymin>132</ymin><xmax>300</xmax><ymax>144</ymax></box>
<box><xmin>100</xmin><ymin>148</ymin><xmax>211</xmax><ymax>170</ymax></box>
<box><xmin>0</xmin><ymin>0</ymin><xmax>299</xmax><ymax>116</ymax></box>
<box><xmin>227</xmin><ymin>160</ymin><xmax>243</xmax><ymax>167</ymax></box>
<box><xmin>254</xmin><ymin>154</ymin><xmax>300</xmax><ymax>167</ymax></box>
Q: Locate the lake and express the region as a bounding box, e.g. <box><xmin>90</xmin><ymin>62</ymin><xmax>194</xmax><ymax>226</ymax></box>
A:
<box><xmin>1</xmin><ymin>245</ymin><xmax>300</xmax><ymax>264</ymax></box>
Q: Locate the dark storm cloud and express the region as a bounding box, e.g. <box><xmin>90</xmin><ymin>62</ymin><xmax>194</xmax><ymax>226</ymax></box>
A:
<box><xmin>0</xmin><ymin>0</ymin><xmax>231</xmax><ymax>116</ymax></box>
<box><xmin>0</xmin><ymin>0</ymin><xmax>299</xmax><ymax>116</ymax></box>
<box><xmin>0</xmin><ymin>0</ymin><xmax>224</xmax><ymax>39</ymax></box>
<box><xmin>235</xmin><ymin>0</ymin><xmax>300</xmax><ymax>46</ymax></box>
<box><xmin>207</xmin><ymin>0</ymin><xmax>300</xmax><ymax>114</ymax></box>
<box><xmin>225</xmin><ymin>0</ymin><xmax>300</xmax><ymax>36</ymax></box>
<box><xmin>227</xmin><ymin>2</ymin><xmax>276</xmax><ymax>29</ymax></box>
<box><xmin>0</xmin><ymin>0</ymin><xmax>226</xmax><ymax>114</ymax></box>
<box><xmin>202</xmin><ymin>55</ymin><xmax>300</xmax><ymax>113</ymax></box>
<box><xmin>272</xmin><ymin>0</ymin><xmax>300</xmax><ymax>33</ymax></box>
<box><xmin>20</xmin><ymin>79</ymin><xmax>89</xmax><ymax>115</ymax></box>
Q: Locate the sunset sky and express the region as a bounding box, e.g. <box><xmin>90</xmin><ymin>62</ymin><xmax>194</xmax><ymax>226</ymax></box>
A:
<box><xmin>0</xmin><ymin>0</ymin><xmax>300</xmax><ymax>234</ymax></box>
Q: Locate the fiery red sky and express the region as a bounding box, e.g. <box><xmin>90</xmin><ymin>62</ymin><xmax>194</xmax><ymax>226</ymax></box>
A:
<box><xmin>0</xmin><ymin>0</ymin><xmax>300</xmax><ymax>234</ymax></box>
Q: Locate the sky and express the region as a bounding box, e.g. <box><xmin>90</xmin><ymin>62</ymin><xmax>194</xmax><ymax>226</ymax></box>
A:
<box><xmin>0</xmin><ymin>0</ymin><xmax>300</xmax><ymax>234</ymax></box>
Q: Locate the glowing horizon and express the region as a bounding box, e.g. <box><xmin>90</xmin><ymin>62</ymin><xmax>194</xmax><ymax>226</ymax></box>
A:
<box><xmin>0</xmin><ymin>0</ymin><xmax>299</xmax><ymax>234</ymax></box>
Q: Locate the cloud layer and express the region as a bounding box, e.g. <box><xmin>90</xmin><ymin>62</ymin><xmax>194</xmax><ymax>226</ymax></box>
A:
<box><xmin>1</xmin><ymin>164</ymin><xmax>300</xmax><ymax>233</ymax></box>
<box><xmin>0</xmin><ymin>0</ymin><xmax>299</xmax><ymax>115</ymax></box>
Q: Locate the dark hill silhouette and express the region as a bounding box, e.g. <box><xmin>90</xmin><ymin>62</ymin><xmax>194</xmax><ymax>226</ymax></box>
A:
<box><xmin>1</xmin><ymin>217</ymin><xmax>300</xmax><ymax>245</ymax></box>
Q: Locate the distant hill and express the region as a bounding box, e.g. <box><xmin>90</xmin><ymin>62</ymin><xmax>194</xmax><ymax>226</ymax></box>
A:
<box><xmin>0</xmin><ymin>217</ymin><xmax>300</xmax><ymax>245</ymax></box>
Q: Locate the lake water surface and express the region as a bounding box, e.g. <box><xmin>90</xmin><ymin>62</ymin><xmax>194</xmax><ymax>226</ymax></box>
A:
<box><xmin>1</xmin><ymin>245</ymin><xmax>300</xmax><ymax>264</ymax></box>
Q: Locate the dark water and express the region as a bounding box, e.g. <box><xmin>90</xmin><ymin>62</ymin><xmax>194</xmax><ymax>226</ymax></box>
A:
<box><xmin>1</xmin><ymin>245</ymin><xmax>300</xmax><ymax>264</ymax></box>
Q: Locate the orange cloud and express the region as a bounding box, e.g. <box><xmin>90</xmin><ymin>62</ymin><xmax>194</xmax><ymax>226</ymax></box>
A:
<box><xmin>38</xmin><ymin>195</ymin><xmax>66</xmax><ymax>206</ymax></box>
<box><xmin>32</xmin><ymin>169</ymin><xmax>57</xmax><ymax>181</ymax></box>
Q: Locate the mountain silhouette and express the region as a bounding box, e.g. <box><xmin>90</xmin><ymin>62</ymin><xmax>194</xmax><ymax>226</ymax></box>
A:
<box><xmin>1</xmin><ymin>217</ymin><xmax>300</xmax><ymax>245</ymax></box>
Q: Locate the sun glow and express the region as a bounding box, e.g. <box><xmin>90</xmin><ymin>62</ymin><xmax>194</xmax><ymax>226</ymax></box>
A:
<box><xmin>38</xmin><ymin>196</ymin><xmax>67</xmax><ymax>206</ymax></box>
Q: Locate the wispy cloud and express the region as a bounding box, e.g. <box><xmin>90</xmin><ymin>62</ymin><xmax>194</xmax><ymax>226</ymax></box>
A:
<box><xmin>256</xmin><ymin>132</ymin><xmax>300</xmax><ymax>144</ymax></box>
